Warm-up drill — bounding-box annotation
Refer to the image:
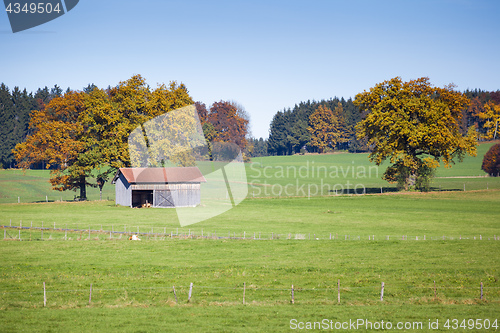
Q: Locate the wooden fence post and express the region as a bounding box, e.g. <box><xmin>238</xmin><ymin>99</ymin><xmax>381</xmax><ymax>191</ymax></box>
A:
<box><xmin>291</xmin><ymin>284</ymin><xmax>295</xmax><ymax>304</ymax></box>
<box><xmin>243</xmin><ymin>282</ymin><xmax>246</xmax><ymax>305</ymax></box>
<box><xmin>43</xmin><ymin>282</ymin><xmax>46</xmax><ymax>307</ymax></box>
<box><xmin>173</xmin><ymin>286</ymin><xmax>178</xmax><ymax>304</ymax></box>
<box><xmin>337</xmin><ymin>279</ymin><xmax>340</xmax><ymax>304</ymax></box>
<box><xmin>380</xmin><ymin>282</ymin><xmax>384</xmax><ymax>301</ymax></box>
<box><xmin>89</xmin><ymin>283</ymin><xmax>92</xmax><ymax>305</ymax></box>
<box><xmin>188</xmin><ymin>282</ymin><xmax>193</xmax><ymax>302</ymax></box>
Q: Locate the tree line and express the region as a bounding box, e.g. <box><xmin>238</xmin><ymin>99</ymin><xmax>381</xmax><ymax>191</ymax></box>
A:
<box><xmin>267</xmin><ymin>98</ymin><xmax>365</xmax><ymax>156</ymax></box>
<box><xmin>1</xmin><ymin>74</ymin><xmax>499</xmax><ymax>196</ymax></box>
<box><xmin>265</xmin><ymin>89</ymin><xmax>500</xmax><ymax>157</ymax></box>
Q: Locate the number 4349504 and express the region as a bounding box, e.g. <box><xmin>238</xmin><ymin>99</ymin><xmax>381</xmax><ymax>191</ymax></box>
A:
<box><xmin>444</xmin><ymin>319</ymin><xmax>498</xmax><ymax>330</ymax></box>
<box><xmin>5</xmin><ymin>2</ymin><xmax>62</xmax><ymax>14</ymax></box>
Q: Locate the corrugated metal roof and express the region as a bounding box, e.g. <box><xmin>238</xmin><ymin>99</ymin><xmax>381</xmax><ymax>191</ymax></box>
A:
<box><xmin>113</xmin><ymin>167</ymin><xmax>206</xmax><ymax>184</ymax></box>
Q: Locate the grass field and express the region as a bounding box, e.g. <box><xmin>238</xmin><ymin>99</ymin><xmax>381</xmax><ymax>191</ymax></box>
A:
<box><xmin>1</xmin><ymin>143</ymin><xmax>500</xmax><ymax>332</ymax></box>
<box><xmin>1</xmin><ymin>190</ymin><xmax>500</xmax><ymax>238</ymax></box>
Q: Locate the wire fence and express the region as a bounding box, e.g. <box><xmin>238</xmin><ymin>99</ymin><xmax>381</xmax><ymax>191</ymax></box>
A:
<box><xmin>1</xmin><ymin>280</ymin><xmax>499</xmax><ymax>309</ymax></box>
<box><xmin>1</xmin><ymin>224</ymin><xmax>500</xmax><ymax>242</ymax></box>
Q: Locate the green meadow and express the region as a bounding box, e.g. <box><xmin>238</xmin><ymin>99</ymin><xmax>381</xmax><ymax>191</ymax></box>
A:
<box><xmin>1</xmin><ymin>142</ymin><xmax>499</xmax><ymax>204</ymax></box>
<box><xmin>1</xmin><ymin>142</ymin><xmax>499</xmax><ymax>332</ymax></box>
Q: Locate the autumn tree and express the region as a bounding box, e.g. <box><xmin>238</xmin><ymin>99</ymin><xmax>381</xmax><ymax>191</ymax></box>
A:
<box><xmin>354</xmin><ymin>77</ymin><xmax>477</xmax><ymax>191</ymax></box>
<box><xmin>14</xmin><ymin>75</ymin><xmax>194</xmax><ymax>199</ymax></box>
<box><xmin>195</xmin><ymin>101</ymin><xmax>208</xmax><ymax>125</ymax></box>
<box><xmin>482</xmin><ymin>143</ymin><xmax>500</xmax><ymax>176</ymax></box>
<box><xmin>332</xmin><ymin>102</ymin><xmax>350</xmax><ymax>149</ymax></box>
<box><xmin>308</xmin><ymin>105</ymin><xmax>340</xmax><ymax>153</ymax></box>
<box><xmin>477</xmin><ymin>101</ymin><xmax>500</xmax><ymax>140</ymax></box>
<box><xmin>13</xmin><ymin>91</ymin><xmax>90</xmax><ymax>198</ymax></box>
<box><xmin>208</xmin><ymin>101</ymin><xmax>249</xmax><ymax>149</ymax></box>
<box><xmin>81</xmin><ymin>75</ymin><xmax>194</xmax><ymax>177</ymax></box>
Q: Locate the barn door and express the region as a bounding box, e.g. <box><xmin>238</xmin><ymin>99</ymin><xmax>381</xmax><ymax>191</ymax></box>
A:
<box><xmin>155</xmin><ymin>190</ymin><xmax>175</xmax><ymax>207</ymax></box>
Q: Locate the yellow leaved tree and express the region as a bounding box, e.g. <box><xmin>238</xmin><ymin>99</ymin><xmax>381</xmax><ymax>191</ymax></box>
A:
<box><xmin>354</xmin><ymin>77</ymin><xmax>477</xmax><ymax>191</ymax></box>
<box><xmin>308</xmin><ymin>105</ymin><xmax>340</xmax><ymax>153</ymax></box>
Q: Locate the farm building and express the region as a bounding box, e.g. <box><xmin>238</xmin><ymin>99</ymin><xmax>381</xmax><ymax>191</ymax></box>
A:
<box><xmin>112</xmin><ymin>167</ymin><xmax>206</xmax><ymax>208</ymax></box>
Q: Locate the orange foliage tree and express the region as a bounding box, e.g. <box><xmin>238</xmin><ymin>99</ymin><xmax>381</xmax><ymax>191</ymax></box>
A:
<box><xmin>14</xmin><ymin>75</ymin><xmax>194</xmax><ymax>200</ymax></box>
<box><xmin>13</xmin><ymin>91</ymin><xmax>90</xmax><ymax>198</ymax></box>
<box><xmin>208</xmin><ymin>101</ymin><xmax>249</xmax><ymax>149</ymax></box>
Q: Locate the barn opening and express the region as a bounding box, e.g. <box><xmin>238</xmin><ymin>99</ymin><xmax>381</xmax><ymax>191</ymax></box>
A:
<box><xmin>132</xmin><ymin>190</ymin><xmax>153</xmax><ymax>207</ymax></box>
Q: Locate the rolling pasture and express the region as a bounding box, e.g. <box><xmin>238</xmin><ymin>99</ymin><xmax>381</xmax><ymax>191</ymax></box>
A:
<box><xmin>1</xmin><ymin>143</ymin><xmax>499</xmax><ymax>332</ymax></box>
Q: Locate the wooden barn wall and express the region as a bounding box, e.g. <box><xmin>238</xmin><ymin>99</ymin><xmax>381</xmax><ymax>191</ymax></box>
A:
<box><xmin>115</xmin><ymin>173</ymin><xmax>132</xmax><ymax>207</ymax></box>
<box><xmin>129</xmin><ymin>183</ymin><xmax>201</xmax><ymax>208</ymax></box>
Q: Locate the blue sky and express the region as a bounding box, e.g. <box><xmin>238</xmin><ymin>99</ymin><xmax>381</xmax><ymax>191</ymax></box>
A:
<box><xmin>1</xmin><ymin>0</ymin><xmax>499</xmax><ymax>138</ymax></box>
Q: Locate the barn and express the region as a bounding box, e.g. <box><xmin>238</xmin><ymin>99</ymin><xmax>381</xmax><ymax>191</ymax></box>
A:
<box><xmin>112</xmin><ymin>167</ymin><xmax>206</xmax><ymax>208</ymax></box>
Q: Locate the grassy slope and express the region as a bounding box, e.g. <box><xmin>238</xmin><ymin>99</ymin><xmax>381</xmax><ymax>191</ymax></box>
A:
<box><xmin>246</xmin><ymin>142</ymin><xmax>500</xmax><ymax>196</ymax></box>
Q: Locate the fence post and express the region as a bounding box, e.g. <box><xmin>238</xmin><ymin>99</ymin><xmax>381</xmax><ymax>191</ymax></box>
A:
<box><xmin>173</xmin><ymin>286</ymin><xmax>178</xmax><ymax>304</ymax></box>
<box><xmin>243</xmin><ymin>282</ymin><xmax>246</xmax><ymax>305</ymax></box>
<box><xmin>43</xmin><ymin>282</ymin><xmax>46</xmax><ymax>307</ymax></box>
<box><xmin>89</xmin><ymin>283</ymin><xmax>92</xmax><ymax>305</ymax></box>
<box><xmin>188</xmin><ymin>282</ymin><xmax>193</xmax><ymax>302</ymax></box>
<box><xmin>337</xmin><ymin>279</ymin><xmax>340</xmax><ymax>304</ymax></box>
<box><xmin>291</xmin><ymin>284</ymin><xmax>295</xmax><ymax>304</ymax></box>
<box><xmin>380</xmin><ymin>282</ymin><xmax>384</xmax><ymax>301</ymax></box>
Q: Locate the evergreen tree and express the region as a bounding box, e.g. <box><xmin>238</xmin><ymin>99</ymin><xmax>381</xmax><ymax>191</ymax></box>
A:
<box><xmin>267</xmin><ymin>110</ymin><xmax>289</xmax><ymax>155</ymax></box>
<box><xmin>0</xmin><ymin>84</ymin><xmax>15</xmax><ymax>168</ymax></box>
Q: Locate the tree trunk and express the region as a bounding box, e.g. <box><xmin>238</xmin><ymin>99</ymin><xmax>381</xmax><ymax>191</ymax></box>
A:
<box><xmin>405</xmin><ymin>171</ymin><xmax>417</xmax><ymax>190</ymax></box>
<box><xmin>79</xmin><ymin>176</ymin><xmax>87</xmax><ymax>200</ymax></box>
<box><xmin>494</xmin><ymin>119</ymin><xmax>498</xmax><ymax>140</ymax></box>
